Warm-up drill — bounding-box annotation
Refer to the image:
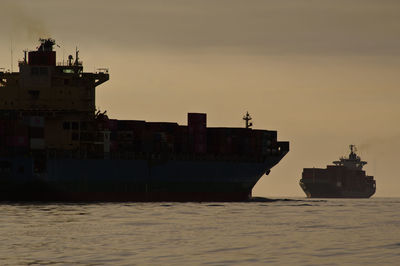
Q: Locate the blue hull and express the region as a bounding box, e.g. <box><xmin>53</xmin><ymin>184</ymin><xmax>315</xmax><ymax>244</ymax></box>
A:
<box><xmin>0</xmin><ymin>156</ymin><xmax>283</xmax><ymax>201</ymax></box>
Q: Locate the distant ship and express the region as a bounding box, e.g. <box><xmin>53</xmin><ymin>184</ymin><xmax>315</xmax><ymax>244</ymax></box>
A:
<box><xmin>299</xmin><ymin>145</ymin><xmax>376</xmax><ymax>198</ymax></box>
<box><xmin>0</xmin><ymin>38</ymin><xmax>289</xmax><ymax>202</ymax></box>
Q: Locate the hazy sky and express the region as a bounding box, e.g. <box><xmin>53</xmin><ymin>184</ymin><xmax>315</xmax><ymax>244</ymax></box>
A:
<box><xmin>1</xmin><ymin>0</ymin><xmax>399</xmax><ymax>197</ymax></box>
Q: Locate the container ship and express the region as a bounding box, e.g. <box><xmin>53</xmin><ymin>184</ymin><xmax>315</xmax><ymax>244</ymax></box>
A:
<box><xmin>299</xmin><ymin>145</ymin><xmax>376</xmax><ymax>198</ymax></box>
<box><xmin>0</xmin><ymin>38</ymin><xmax>289</xmax><ymax>202</ymax></box>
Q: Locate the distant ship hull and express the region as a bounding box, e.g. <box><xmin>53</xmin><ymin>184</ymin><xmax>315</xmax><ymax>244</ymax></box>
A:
<box><xmin>299</xmin><ymin>180</ymin><xmax>375</xmax><ymax>198</ymax></box>
<box><xmin>0</xmin><ymin>156</ymin><xmax>283</xmax><ymax>202</ymax></box>
<box><xmin>299</xmin><ymin>145</ymin><xmax>376</xmax><ymax>199</ymax></box>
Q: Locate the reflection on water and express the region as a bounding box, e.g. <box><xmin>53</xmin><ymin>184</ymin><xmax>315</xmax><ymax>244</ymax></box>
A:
<box><xmin>0</xmin><ymin>198</ymin><xmax>399</xmax><ymax>265</ymax></box>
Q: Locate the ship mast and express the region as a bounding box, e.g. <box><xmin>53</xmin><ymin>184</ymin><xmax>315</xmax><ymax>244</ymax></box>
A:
<box><xmin>243</xmin><ymin>112</ymin><xmax>253</xmax><ymax>128</ymax></box>
<box><xmin>350</xmin><ymin>144</ymin><xmax>355</xmax><ymax>152</ymax></box>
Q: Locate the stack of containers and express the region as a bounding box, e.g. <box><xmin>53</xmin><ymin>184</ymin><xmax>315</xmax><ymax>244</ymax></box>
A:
<box><xmin>220</xmin><ymin>128</ymin><xmax>232</xmax><ymax>155</ymax></box>
<box><xmin>105</xmin><ymin>119</ymin><xmax>118</xmax><ymax>152</ymax></box>
<box><xmin>242</xmin><ymin>129</ymin><xmax>256</xmax><ymax>156</ymax></box>
<box><xmin>206</xmin><ymin>128</ymin><xmax>234</xmax><ymax>156</ymax></box>
<box><xmin>147</xmin><ymin>122</ymin><xmax>178</xmax><ymax>153</ymax></box>
<box><xmin>176</xmin><ymin>126</ymin><xmax>189</xmax><ymax>154</ymax></box>
<box><xmin>27</xmin><ymin>116</ymin><xmax>45</xmax><ymax>150</ymax></box>
<box><xmin>130</xmin><ymin>121</ymin><xmax>146</xmax><ymax>153</ymax></box>
<box><xmin>116</xmin><ymin>120</ymin><xmax>146</xmax><ymax>153</ymax></box>
<box><xmin>250</xmin><ymin>129</ymin><xmax>261</xmax><ymax>156</ymax></box>
<box><xmin>252</xmin><ymin>129</ymin><xmax>277</xmax><ymax>155</ymax></box>
<box><xmin>0</xmin><ymin>120</ymin><xmax>4</xmax><ymax>152</ymax></box>
<box><xmin>206</xmin><ymin>128</ymin><xmax>218</xmax><ymax>154</ymax></box>
<box><xmin>188</xmin><ymin>113</ymin><xmax>207</xmax><ymax>154</ymax></box>
<box><xmin>261</xmin><ymin>131</ymin><xmax>273</xmax><ymax>155</ymax></box>
<box><xmin>0</xmin><ymin>119</ymin><xmax>28</xmax><ymax>153</ymax></box>
<box><xmin>230</xmin><ymin>128</ymin><xmax>248</xmax><ymax>155</ymax></box>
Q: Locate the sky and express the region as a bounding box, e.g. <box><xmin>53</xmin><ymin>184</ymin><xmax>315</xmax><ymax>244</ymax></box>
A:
<box><xmin>1</xmin><ymin>0</ymin><xmax>399</xmax><ymax>197</ymax></box>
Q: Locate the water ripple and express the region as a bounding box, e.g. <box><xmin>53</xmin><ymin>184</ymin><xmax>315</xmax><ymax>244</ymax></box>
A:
<box><xmin>0</xmin><ymin>198</ymin><xmax>399</xmax><ymax>265</ymax></box>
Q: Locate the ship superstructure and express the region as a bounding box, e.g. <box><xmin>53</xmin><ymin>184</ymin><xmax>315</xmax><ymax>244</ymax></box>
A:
<box><xmin>0</xmin><ymin>39</ymin><xmax>289</xmax><ymax>201</ymax></box>
<box><xmin>299</xmin><ymin>145</ymin><xmax>376</xmax><ymax>198</ymax></box>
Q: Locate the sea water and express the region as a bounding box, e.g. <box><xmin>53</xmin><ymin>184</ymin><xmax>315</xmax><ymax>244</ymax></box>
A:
<box><xmin>0</xmin><ymin>198</ymin><xmax>399</xmax><ymax>265</ymax></box>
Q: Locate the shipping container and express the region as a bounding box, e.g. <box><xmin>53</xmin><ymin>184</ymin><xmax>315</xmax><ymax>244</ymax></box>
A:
<box><xmin>29</xmin><ymin>127</ymin><xmax>45</xmax><ymax>138</ymax></box>
<box><xmin>117</xmin><ymin>120</ymin><xmax>146</xmax><ymax>131</ymax></box>
<box><xmin>25</xmin><ymin>116</ymin><xmax>45</xmax><ymax>128</ymax></box>
<box><xmin>5</xmin><ymin>136</ymin><xmax>29</xmax><ymax>147</ymax></box>
<box><xmin>188</xmin><ymin>113</ymin><xmax>207</xmax><ymax>154</ymax></box>
<box><xmin>188</xmin><ymin>113</ymin><xmax>207</xmax><ymax>127</ymax></box>
<box><xmin>30</xmin><ymin>138</ymin><xmax>45</xmax><ymax>150</ymax></box>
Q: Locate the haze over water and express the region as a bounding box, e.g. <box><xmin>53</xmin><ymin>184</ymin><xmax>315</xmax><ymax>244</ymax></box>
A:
<box><xmin>1</xmin><ymin>198</ymin><xmax>399</xmax><ymax>265</ymax></box>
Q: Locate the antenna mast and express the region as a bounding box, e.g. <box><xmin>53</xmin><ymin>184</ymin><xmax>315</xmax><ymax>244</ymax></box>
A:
<box><xmin>349</xmin><ymin>144</ymin><xmax>357</xmax><ymax>154</ymax></box>
<box><xmin>243</xmin><ymin>112</ymin><xmax>253</xmax><ymax>129</ymax></box>
<box><xmin>75</xmin><ymin>46</ymin><xmax>79</xmax><ymax>66</ymax></box>
<box><xmin>10</xmin><ymin>38</ymin><xmax>13</xmax><ymax>72</ymax></box>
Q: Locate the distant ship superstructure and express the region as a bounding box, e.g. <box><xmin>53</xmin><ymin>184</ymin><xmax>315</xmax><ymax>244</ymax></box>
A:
<box><xmin>299</xmin><ymin>145</ymin><xmax>376</xmax><ymax>198</ymax></box>
<box><xmin>0</xmin><ymin>38</ymin><xmax>289</xmax><ymax>201</ymax></box>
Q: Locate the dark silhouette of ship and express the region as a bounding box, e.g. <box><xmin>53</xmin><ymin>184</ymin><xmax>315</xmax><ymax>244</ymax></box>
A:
<box><xmin>0</xmin><ymin>38</ymin><xmax>289</xmax><ymax>201</ymax></box>
<box><xmin>300</xmin><ymin>145</ymin><xmax>376</xmax><ymax>198</ymax></box>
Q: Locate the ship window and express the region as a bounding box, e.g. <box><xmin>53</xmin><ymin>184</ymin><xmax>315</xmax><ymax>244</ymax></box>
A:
<box><xmin>72</xmin><ymin>122</ymin><xmax>79</xmax><ymax>130</ymax></box>
<box><xmin>40</xmin><ymin>67</ymin><xmax>48</xmax><ymax>76</ymax></box>
<box><xmin>31</xmin><ymin>67</ymin><xmax>39</xmax><ymax>75</ymax></box>
<box><xmin>63</xmin><ymin>122</ymin><xmax>70</xmax><ymax>130</ymax></box>
<box><xmin>63</xmin><ymin>69</ymin><xmax>74</xmax><ymax>74</ymax></box>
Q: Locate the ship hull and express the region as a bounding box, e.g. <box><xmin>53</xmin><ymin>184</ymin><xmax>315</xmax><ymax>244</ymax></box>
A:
<box><xmin>0</xmin><ymin>156</ymin><xmax>283</xmax><ymax>202</ymax></box>
<box><xmin>299</xmin><ymin>180</ymin><xmax>375</xmax><ymax>198</ymax></box>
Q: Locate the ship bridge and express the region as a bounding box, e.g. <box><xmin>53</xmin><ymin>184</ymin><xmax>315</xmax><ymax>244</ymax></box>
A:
<box><xmin>333</xmin><ymin>145</ymin><xmax>367</xmax><ymax>170</ymax></box>
<box><xmin>0</xmin><ymin>38</ymin><xmax>109</xmax><ymax>151</ymax></box>
<box><xmin>0</xmin><ymin>38</ymin><xmax>109</xmax><ymax>114</ymax></box>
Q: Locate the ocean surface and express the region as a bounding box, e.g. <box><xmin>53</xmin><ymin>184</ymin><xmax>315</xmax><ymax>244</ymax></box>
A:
<box><xmin>0</xmin><ymin>198</ymin><xmax>399</xmax><ymax>265</ymax></box>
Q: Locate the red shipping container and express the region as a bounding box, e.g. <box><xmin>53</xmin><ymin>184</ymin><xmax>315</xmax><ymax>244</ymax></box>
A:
<box><xmin>5</xmin><ymin>136</ymin><xmax>29</xmax><ymax>147</ymax></box>
<box><xmin>188</xmin><ymin>113</ymin><xmax>207</xmax><ymax>154</ymax></box>
<box><xmin>188</xmin><ymin>113</ymin><xmax>207</xmax><ymax>128</ymax></box>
